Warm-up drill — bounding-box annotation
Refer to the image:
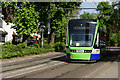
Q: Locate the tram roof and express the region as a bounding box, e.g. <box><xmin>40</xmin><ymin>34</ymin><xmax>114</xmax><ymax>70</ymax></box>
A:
<box><xmin>69</xmin><ymin>19</ymin><xmax>106</xmax><ymax>30</ymax></box>
<box><xmin>69</xmin><ymin>19</ymin><xmax>97</xmax><ymax>23</ymax></box>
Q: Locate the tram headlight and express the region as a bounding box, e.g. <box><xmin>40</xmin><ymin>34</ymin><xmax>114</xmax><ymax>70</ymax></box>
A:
<box><xmin>92</xmin><ymin>49</ymin><xmax>100</xmax><ymax>53</ymax></box>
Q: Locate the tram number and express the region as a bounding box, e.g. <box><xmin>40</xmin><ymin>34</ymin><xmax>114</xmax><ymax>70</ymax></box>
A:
<box><xmin>76</xmin><ymin>50</ymin><xmax>84</xmax><ymax>53</ymax></box>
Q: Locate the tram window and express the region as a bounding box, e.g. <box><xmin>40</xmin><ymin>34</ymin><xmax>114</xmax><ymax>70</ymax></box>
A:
<box><xmin>69</xmin><ymin>21</ymin><xmax>96</xmax><ymax>47</ymax></box>
<box><xmin>85</xmin><ymin>23</ymin><xmax>89</xmax><ymax>27</ymax></box>
<box><xmin>94</xmin><ymin>33</ymin><xmax>100</xmax><ymax>48</ymax></box>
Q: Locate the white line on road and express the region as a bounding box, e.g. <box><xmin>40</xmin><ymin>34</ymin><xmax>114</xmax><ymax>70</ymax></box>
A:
<box><xmin>5</xmin><ymin>62</ymin><xmax>66</xmax><ymax>78</ymax></box>
<box><xmin>3</xmin><ymin>61</ymin><xmax>59</xmax><ymax>75</ymax></box>
<box><xmin>3</xmin><ymin>64</ymin><xmax>46</xmax><ymax>75</ymax></box>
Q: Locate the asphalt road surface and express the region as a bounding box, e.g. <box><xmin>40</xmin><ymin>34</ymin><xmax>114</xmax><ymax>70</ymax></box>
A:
<box><xmin>2</xmin><ymin>47</ymin><xmax>120</xmax><ymax>80</ymax></box>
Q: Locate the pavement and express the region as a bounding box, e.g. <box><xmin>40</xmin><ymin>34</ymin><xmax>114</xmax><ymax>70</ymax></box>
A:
<box><xmin>2</xmin><ymin>52</ymin><xmax>64</xmax><ymax>63</ymax></box>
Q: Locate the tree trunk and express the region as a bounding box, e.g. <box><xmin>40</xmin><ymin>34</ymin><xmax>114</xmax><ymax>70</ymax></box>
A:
<box><xmin>51</xmin><ymin>30</ymin><xmax>55</xmax><ymax>44</ymax></box>
<box><xmin>60</xmin><ymin>31</ymin><xmax>62</xmax><ymax>42</ymax></box>
<box><xmin>48</xmin><ymin>34</ymin><xmax>50</xmax><ymax>44</ymax></box>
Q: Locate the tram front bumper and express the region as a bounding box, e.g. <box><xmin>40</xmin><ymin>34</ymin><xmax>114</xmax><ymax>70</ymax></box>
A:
<box><xmin>66</xmin><ymin>52</ymin><xmax>100</xmax><ymax>60</ymax></box>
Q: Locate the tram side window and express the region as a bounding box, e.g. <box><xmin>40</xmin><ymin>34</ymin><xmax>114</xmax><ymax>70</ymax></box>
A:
<box><xmin>94</xmin><ymin>33</ymin><xmax>100</xmax><ymax>48</ymax></box>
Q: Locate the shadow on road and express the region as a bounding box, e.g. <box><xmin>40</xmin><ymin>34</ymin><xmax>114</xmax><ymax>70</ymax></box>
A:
<box><xmin>51</xmin><ymin>56</ymin><xmax>66</xmax><ymax>62</ymax></box>
<box><xmin>99</xmin><ymin>51</ymin><xmax>120</xmax><ymax>62</ymax></box>
<box><xmin>98</xmin><ymin>47</ymin><xmax>120</xmax><ymax>62</ymax></box>
<box><xmin>95</xmin><ymin>47</ymin><xmax>120</xmax><ymax>62</ymax></box>
<box><xmin>51</xmin><ymin>47</ymin><xmax>120</xmax><ymax>63</ymax></box>
<box><xmin>51</xmin><ymin>56</ymin><xmax>96</xmax><ymax>64</ymax></box>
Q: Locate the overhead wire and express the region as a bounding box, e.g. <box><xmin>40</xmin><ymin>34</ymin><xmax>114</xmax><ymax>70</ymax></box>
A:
<box><xmin>93</xmin><ymin>0</ymin><xmax>97</xmax><ymax>7</ymax></box>
<box><xmin>92</xmin><ymin>0</ymin><xmax>99</xmax><ymax>16</ymax></box>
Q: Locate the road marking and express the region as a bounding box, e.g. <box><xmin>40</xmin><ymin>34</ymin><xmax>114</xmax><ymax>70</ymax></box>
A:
<box><xmin>5</xmin><ymin>62</ymin><xmax>66</xmax><ymax>78</ymax></box>
<box><xmin>3</xmin><ymin>64</ymin><xmax>46</xmax><ymax>75</ymax></box>
<box><xmin>3</xmin><ymin>61</ymin><xmax>59</xmax><ymax>75</ymax></box>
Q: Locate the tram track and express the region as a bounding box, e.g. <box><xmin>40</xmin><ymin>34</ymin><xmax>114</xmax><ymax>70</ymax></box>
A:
<box><xmin>2</xmin><ymin>59</ymin><xmax>51</xmax><ymax>72</ymax></box>
<box><xmin>2</xmin><ymin>53</ymin><xmax>66</xmax><ymax>78</ymax></box>
<box><xmin>3</xmin><ymin>61</ymin><xmax>67</xmax><ymax>78</ymax></box>
<box><xmin>2</xmin><ymin>55</ymin><xmax>65</xmax><ymax>72</ymax></box>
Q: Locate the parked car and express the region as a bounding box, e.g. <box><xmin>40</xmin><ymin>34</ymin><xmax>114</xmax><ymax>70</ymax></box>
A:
<box><xmin>27</xmin><ymin>39</ymin><xmax>38</xmax><ymax>46</ymax></box>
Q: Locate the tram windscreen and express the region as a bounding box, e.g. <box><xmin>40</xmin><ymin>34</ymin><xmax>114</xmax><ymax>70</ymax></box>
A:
<box><xmin>68</xmin><ymin>20</ymin><xmax>97</xmax><ymax>47</ymax></box>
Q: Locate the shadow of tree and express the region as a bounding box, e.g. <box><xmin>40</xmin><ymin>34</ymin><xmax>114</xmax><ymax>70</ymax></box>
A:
<box><xmin>99</xmin><ymin>51</ymin><xmax>120</xmax><ymax>62</ymax></box>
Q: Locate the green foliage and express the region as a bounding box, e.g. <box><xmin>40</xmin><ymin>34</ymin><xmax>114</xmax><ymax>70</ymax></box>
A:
<box><xmin>1</xmin><ymin>41</ymin><xmax>66</xmax><ymax>59</ymax></box>
<box><xmin>53</xmin><ymin>42</ymin><xmax>66</xmax><ymax>52</ymax></box>
<box><xmin>2</xmin><ymin>2</ymin><xmax>82</xmax><ymax>44</ymax></box>
<box><xmin>55</xmin><ymin>16</ymin><xmax>69</xmax><ymax>42</ymax></box>
<box><xmin>33</xmin><ymin>43</ymin><xmax>40</xmax><ymax>48</ymax></box>
<box><xmin>117</xmin><ymin>31</ymin><xmax>120</xmax><ymax>41</ymax></box>
<box><xmin>49</xmin><ymin>2</ymin><xmax>81</xmax><ymax>43</ymax></box>
<box><xmin>2</xmin><ymin>44</ymin><xmax>18</xmax><ymax>53</ymax></box>
<box><xmin>2</xmin><ymin>2</ymin><xmax>39</xmax><ymax>36</ymax></box>
<box><xmin>4</xmin><ymin>41</ymin><xmax>12</xmax><ymax>45</ymax></box>
<box><xmin>97</xmin><ymin>1</ymin><xmax>113</xmax><ymax>25</ymax></box>
<box><xmin>80</xmin><ymin>12</ymin><xmax>97</xmax><ymax>19</ymax></box>
<box><xmin>43</xmin><ymin>43</ymin><xmax>55</xmax><ymax>52</ymax></box>
<box><xmin>1</xmin><ymin>43</ymin><xmax>55</xmax><ymax>59</ymax></box>
<box><xmin>97</xmin><ymin>1</ymin><xmax>120</xmax><ymax>44</ymax></box>
<box><xmin>109</xmin><ymin>33</ymin><xmax>118</xmax><ymax>45</ymax></box>
<box><xmin>0</xmin><ymin>45</ymin><xmax>2</xmax><ymax>59</ymax></box>
<box><xmin>17</xmin><ymin>43</ymin><xmax>27</xmax><ymax>49</ymax></box>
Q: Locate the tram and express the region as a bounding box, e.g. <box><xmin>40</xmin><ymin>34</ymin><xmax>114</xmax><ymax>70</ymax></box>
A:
<box><xmin>66</xmin><ymin>19</ymin><xmax>107</xmax><ymax>62</ymax></box>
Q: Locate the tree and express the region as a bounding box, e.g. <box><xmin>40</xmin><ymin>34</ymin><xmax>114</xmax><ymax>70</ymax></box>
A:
<box><xmin>97</xmin><ymin>1</ymin><xmax>113</xmax><ymax>25</ymax></box>
<box><xmin>2</xmin><ymin>2</ymin><xmax>40</xmax><ymax>45</ymax></box>
<box><xmin>80</xmin><ymin>12</ymin><xmax>97</xmax><ymax>19</ymax></box>
<box><xmin>2</xmin><ymin>2</ymin><xmax>82</xmax><ymax>44</ymax></box>
<box><xmin>49</xmin><ymin>2</ymin><xmax>82</xmax><ymax>44</ymax></box>
<box><xmin>112</xmin><ymin>1</ymin><xmax>120</xmax><ymax>45</ymax></box>
<box><xmin>55</xmin><ymin>16</ymin><xmax>69</xmax><ymax>42</ymax></box>
<box><xmin>97</xmin><ymin>1</ymin><xmax>120</xmax><ymax>45</ymax></box>
<box><xmin>97</xmin><ymin>1</ymin><xmax>114</xmax><ymax>44</ymax></box>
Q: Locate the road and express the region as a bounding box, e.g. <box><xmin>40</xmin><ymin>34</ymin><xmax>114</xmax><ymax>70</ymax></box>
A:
<box><xmin>1</xmin><ymin>47</ymin><xmax>120</xmax><ymax>80</ymax></box>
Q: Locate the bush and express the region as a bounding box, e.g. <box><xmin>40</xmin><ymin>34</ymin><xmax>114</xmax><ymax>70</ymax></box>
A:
<box><xmin>110</xmin><ymin>33</ymin><xmax>118</xmax><ymax>46</ymax></box>
<box><xmin>2</xmin><ymin>42</ymin><xmax>55</xmax><ymax>59</ymax></box>
<box><xmin>54</xmin><ymin>42</ymin><xmax>66</xmax><ymax>52</ymax></box>
<box><xmin>17</xmin><ymin>43</ymin><xmax>27</xmax><ymax>49</ymax></box>
<box><xmin>2</xmin><ymin>44</ymin><xmax>18</xmax><ymax>52</ymax></box>
<box><xmin>117</xmin><ymin>31</ymin><xmax>120</xmax><ymax>42</ymax></box>
<box><xmin>4</xmin><ymin>41</ymin><xmax>12</xmax><ymax>45</ymax></box>
<box><xmin>44</xmin><ymin>43</ymin><xmax>54</xmax><ymax>49</ymax></box>
<box><xmin>43</xmin><ymin>43</ymin><xmax>55</xmax><ymax>52</ymax></box>
<box><xmin>2</xmin><ymin>42</ymin><xmax>66</xmax><ymax>59</ymax></box>
<box><xmin>33</xmin><ymin>43</ymin><xmax>40</xmax><ymax>48</ymax></box>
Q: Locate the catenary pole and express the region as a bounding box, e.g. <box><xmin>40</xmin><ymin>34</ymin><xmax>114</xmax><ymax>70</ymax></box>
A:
<box><xmin>48</xmin><ymin>1</ymin><xmax>50</xmax><ymax>44</ymax></box>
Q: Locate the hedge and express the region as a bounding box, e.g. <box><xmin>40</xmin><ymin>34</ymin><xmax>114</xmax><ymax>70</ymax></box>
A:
<box><xmin>1</xmin><ymin>42</ymin><xmax>65</xmax><ymax>59</ymax></box>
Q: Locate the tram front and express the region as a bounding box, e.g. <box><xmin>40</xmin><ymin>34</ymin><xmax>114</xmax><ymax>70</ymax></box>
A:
<box><xmin>66</xmin><ymin>19</ymin><xmax>100</xmax><ymax>62</ymax></box>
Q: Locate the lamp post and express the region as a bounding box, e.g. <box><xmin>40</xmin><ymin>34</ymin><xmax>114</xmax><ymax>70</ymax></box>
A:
<box><xmin>39</xmin><ymin>23</ymin><xmax>46</xmax><ymax>48</ymax></box>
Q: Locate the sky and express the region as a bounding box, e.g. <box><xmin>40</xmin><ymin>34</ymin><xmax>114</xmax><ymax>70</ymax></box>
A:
<box><xmin>75</xmin><ymin>0</ymin><xmax>113</xmax><ymax>19</ymax></box>
<box><xmin>82</xmin><ymin>0</ymin><xmax>112</xmax><ymax>2</ymax></box>
<box><xmin>80</xmin><ymin>2</ymin><xmax>98</xmax><ymax>14</ymax></box>
<box><xmin>81</xmin><ymin>2</ymin><xmax>98</xmax><ymax>8</ymax></box>
<box><xmin>81</xmin><ymin>0</ymin><xmax>113</xmax><ymax>9</ymax></box>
